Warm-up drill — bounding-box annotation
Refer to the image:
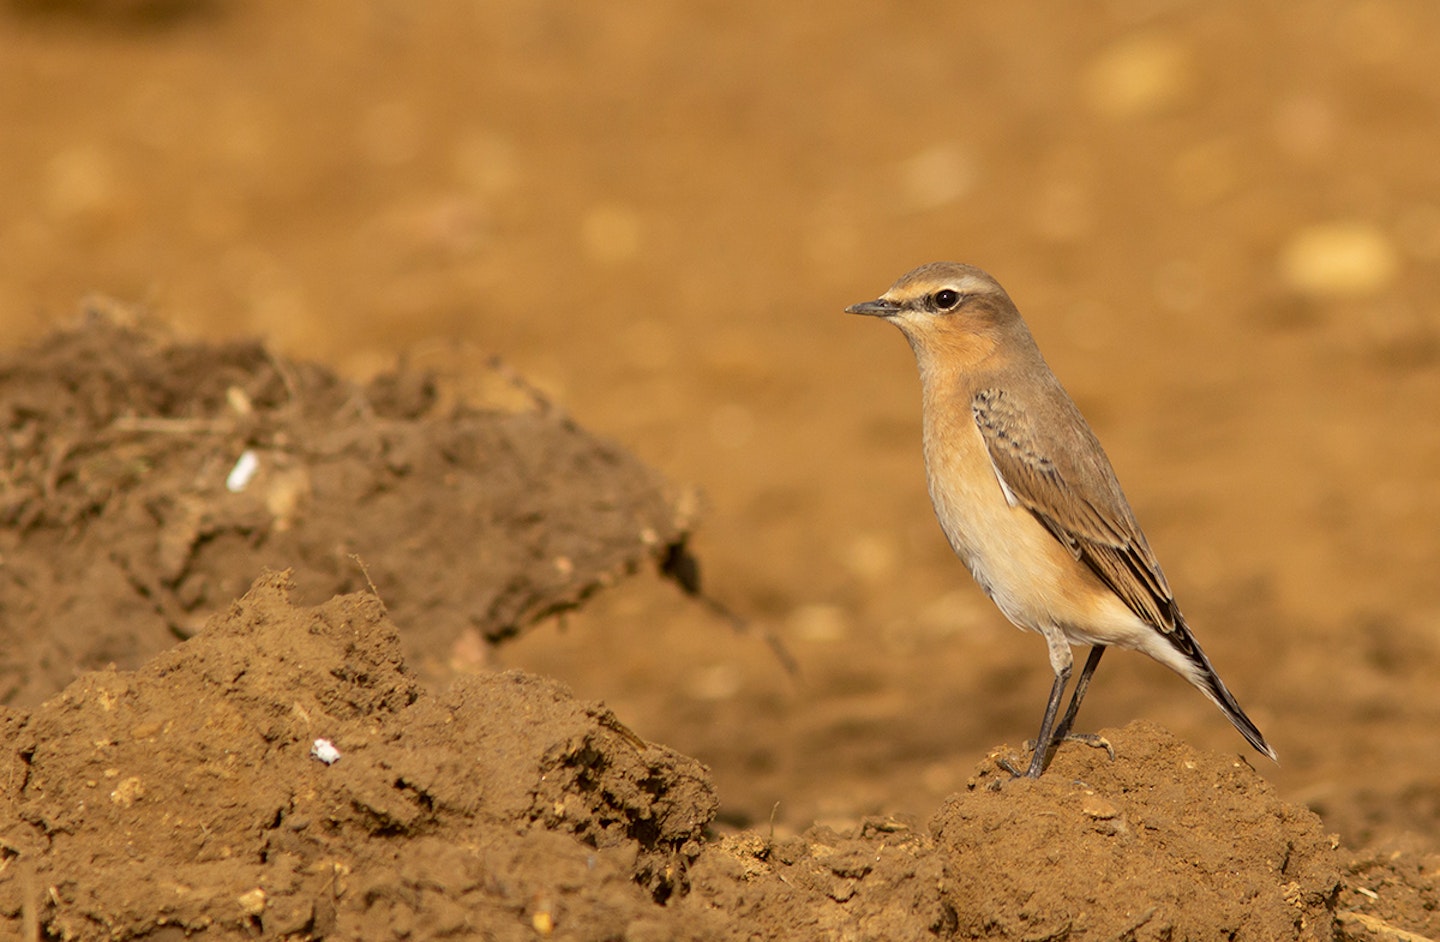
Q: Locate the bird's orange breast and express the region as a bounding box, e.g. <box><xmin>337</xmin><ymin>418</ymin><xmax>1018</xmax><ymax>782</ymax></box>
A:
<box><xmin>919</xmin><ymin>391</ymin><xmax>1123</xmax><ymax>640</ymax></box>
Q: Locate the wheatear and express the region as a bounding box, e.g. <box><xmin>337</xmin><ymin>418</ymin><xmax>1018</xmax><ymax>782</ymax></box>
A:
<box><xmin>847</xmin><ymin>262</ymin><xmax>1276</xmax><ymax>778</ymax></box>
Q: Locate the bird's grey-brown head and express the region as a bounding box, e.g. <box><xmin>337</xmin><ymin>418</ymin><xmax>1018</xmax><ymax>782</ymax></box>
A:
<box><xmin>846</xmin><ymin>262</ymin><xmax>1026</xmax><ymax>370</ymax></box>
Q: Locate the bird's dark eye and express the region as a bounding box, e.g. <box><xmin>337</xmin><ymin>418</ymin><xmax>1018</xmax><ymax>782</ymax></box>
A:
<box><xmin>933</xmin><ymin>289</ymin><xmax>961</xmax><ymax>310</ymax></box>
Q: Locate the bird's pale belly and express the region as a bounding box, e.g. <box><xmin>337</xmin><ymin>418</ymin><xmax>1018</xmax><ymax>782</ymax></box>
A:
<box><xmin>922</xmin><ymin>424</ymin><xmax>1124</xmax><ymax>645</ymax></box>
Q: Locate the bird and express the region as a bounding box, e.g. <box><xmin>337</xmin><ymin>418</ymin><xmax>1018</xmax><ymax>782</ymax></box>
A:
<box><xmin>846</xmin><ymin>261</ymin><xmax>1276</xmax><ymax>778</ymax></box>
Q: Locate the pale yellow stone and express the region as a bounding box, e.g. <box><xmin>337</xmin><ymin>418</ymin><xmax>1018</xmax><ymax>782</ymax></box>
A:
<box><xmin>1081</xmin><ymin>796</ymin><xmax>1121</xmax><ymax>819</ymax></box>
<box><xmin>1082</xmin><ymin>32</ymin><xmax>1195</xmax><ymax>120</ymax></box>
<box><xmin>237</xmin><ymin>888</ymin><xmax>266</xmax><ymax>917</ymax></box>
<box><xmin>110</xmin><ymin>776</ymin><xmax>145</xmax><ymax>807</ymax></box>
<box><xmin>1278</xmin><ymin>222</ymin><xmax>1399</xmax><ymax>298</ymax></box>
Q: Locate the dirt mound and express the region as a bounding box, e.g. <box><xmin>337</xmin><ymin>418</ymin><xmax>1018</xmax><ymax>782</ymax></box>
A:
<box><xmin>677</xmin><ymin>724</ymin><xmax>1343</xmax><ymax>941</ymax></box>
<box><xmin>0</xmin><ymin>572</ymin><xmax>716</xmax><ymax>940</ymax></box>
<box><xmin>938</xmin><ymin>726</ymin><xmax>1340</xmax><ymax>939</ymax></box>
<box><xmin>0</xmin><ymin>319</ymin><xmax>1434</xmax><ymax>940</ymax></box>
<box><xmin>0</xmin><ymin>310</ymin><xmax>695</xmax><ymax>707</ymax></box>
<box><xmin>0</xmin><ymin>578</ymin><xmax>1350</xmax><ymax>942</ymax></box>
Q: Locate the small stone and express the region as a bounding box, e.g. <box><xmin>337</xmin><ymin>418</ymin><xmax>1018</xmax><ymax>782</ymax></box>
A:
<box><xmin>226</xmin><ymin>449</ymin><xmax>260</xmax><ymax>493</ymax></box>
<box><xmin>310</xmin><ymin>739</ymin><xmax>341</xmax><ymax>765</ymax></box>
<box><xmin>1278</xmin><ymin>222</ymin><xmax>1399</xmax><ymax>298</ymax></box>
<box><xmin>1081</xmin><ymin>796</ymin><xmax>1120</xmax><ymax>820</ymax></box>
<box><xmin>1082</xmin><ymin>32</ymin><xmax>1194</xmax><ymax>120</ymax></box>
<box><xmin>110</xmin><ymin>777</ymin><xmax>145</xmax><ymax>807</ymax></box>
<box><xmin>1081</xmin><ymin>795</ymin><xmax>1128</xmax><ymax>836</ymax></box>
<box><xmin>236</xmin><ymin>887</ymin><xmax>266</xmax><ymax>917</ymax></box>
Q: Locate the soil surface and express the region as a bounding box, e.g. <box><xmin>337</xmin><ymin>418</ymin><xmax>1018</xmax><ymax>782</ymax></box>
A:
<box><xmin>2</xmin><ymin>2</ymin><xmax>1440</xmax><ymax>939</ymax></box>
<box><xmin>0</xmin><ymin>318</ymin><xmax>1425</xmax><ymax>942</ymax></box>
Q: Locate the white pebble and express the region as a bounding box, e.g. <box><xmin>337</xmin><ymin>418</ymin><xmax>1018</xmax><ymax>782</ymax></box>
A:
<box><xmin>310</xmin><ymin>738</ymin><xmax>341</xmax><ymax>765</ymax></box>
<box><xmin>226</xmin><ymin>449</ymin><xmax>260</xmax><ymax>493</ymax></box>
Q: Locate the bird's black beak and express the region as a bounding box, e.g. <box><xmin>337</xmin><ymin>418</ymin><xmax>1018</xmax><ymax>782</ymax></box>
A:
<box><xmin>845</xmin><ymin>298</ymin><xmax>900</xmax><ymax>318</ymax></box>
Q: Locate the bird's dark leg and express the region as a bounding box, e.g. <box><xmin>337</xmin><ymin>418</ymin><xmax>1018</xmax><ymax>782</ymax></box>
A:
<box><xmin>1024</xmin><ymin>657</ymin><xmax>1072</xmax><ymax>778</ymax></box>
<box><xmin>1052</xmin><ymin>645</ymin><xmax>1106</xmax><ymax>742</ymax></box>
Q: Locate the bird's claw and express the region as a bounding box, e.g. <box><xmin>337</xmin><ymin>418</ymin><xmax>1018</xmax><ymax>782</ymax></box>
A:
<box><xmin>1020</xmin><ymin>732</ymin><xmax>1117</xmax><ymax>763</ymax></box>
<box><xmin>1063</xmin><ymin>732</ymin><xmax>1116</xmax><ymax>761</ymax></box>
<box><xmin>995</xmin><ymin>755</ymin><xmax>1026</xmax><ymax>778</ymax></box>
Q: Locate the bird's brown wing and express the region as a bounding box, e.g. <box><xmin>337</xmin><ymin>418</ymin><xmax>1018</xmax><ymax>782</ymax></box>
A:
<box><xmin>971</xmin><ymin>387</ymin><xmax>1181</xmax><ymax>634</ymax></box>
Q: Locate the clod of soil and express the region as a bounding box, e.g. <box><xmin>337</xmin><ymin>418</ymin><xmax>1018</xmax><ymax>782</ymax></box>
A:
<box><xmin>0</xmin><ymin>310</ymin><xmax>697</xmax><ymax>707</ymax></box>
<box><xmin>0</xmin><ymin>572</ymin><xmax>717</xmax><ymax>941</ymax></box>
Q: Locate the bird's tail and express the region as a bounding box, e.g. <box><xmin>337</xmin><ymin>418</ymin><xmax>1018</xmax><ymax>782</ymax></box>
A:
<box><xmin>1166</xmin><ymin>622</ymin><xmax>1278</xmax><ymax>762</ymax></box>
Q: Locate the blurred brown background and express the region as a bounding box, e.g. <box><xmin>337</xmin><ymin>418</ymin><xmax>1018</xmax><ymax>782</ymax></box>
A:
<box><xmin>3</xmin><ymin>0</ymin><xmax>1439</xmax><ymax>839</ymax></box>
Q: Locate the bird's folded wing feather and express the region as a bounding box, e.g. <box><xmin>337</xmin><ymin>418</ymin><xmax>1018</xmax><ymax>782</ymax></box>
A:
<box><xmin>971</xmin><ymin>387</ymin><xmax>1181</xmax><ymax>634</ymax></box>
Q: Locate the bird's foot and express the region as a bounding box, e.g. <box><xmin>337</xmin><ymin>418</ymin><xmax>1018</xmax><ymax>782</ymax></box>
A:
<box><xmin>1063</xmin><ymin>732</ymin><xmax>1115</xmax><ymax>761</ymax></box>
<box><xmin>995</xmin><ymin>755</ymin><xmax>1026</xmax><ymax>778</ymax></box>
<box><xmin>993</xmin><ymin>733</ymin><xmax>1115</xmax><ymax>781</ymax></box>
<box><xmin>1023</xmin><ymin>732</ymin><xmax>1115</xmax><ymax>762</ymax></box>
